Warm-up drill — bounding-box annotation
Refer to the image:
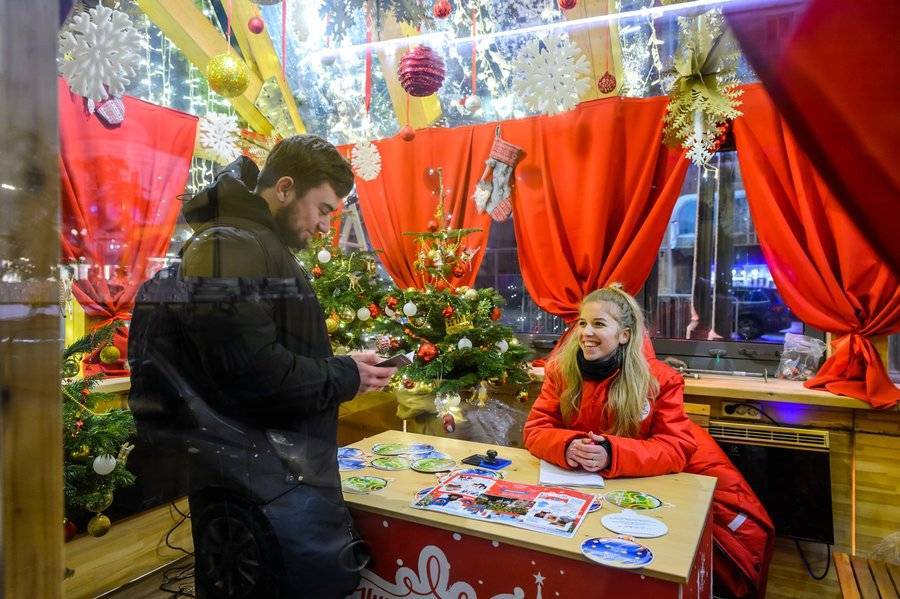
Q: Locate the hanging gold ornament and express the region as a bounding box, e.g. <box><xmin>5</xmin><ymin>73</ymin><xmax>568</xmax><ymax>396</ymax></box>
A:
<box><xmin>206</xmin><ymin>52</ymin><xmax>250</xmax><ymax>98</ymax></box>
<box><xmin>326</xmin><ymin>316</ymin><xmax>339</xmax><ymax>333</ymax></box>
<box><xmin>87</xmin><ymin>513</ymin><xmax>111</xmax><ymax>538</ymax></box>
<box><xmin>340</xmin><ymin>308</ymin><xmax>356</xmax><ymax>323</ymax></box>
<box><xmin>516</xmin><ymin>390</ymin><xmax>530</xmax><ymax>403</ymax></box>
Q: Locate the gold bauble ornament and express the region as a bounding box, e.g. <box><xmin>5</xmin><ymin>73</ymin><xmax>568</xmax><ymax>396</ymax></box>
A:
<box><xmin>206</xmin><ymin>52</ymin><xmax>249</xmax><ymax>98</ymax></box>
<box><xmin>99</xmin><ymin>345</ymin><xmax>120</xmax><ymax>364</ymax></box>
<box><xmin>87</xmin><ymin>514</ymin><xmax>111</xmax><ymax>538</ymax></box>
<box><xmin>340</xmin><ymin>308</ymin><xmax>356</xmax><ymax>323</ymax></box>
<box><xmin>86</xmin><ymin>491</ymin><xmax>114</xmax><ymax>514</ymax></box>
<box><xmin>325</xmin><ymin>316</ymin><xmax>339</xmax><ymax>333</ymax></box>
<box><xmin>516</xmin><ymin>390</ymin><xmax>529</xmax><ymax>403</ymax></box>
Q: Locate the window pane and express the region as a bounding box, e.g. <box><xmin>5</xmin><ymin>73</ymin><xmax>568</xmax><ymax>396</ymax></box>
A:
<box><xmin>645</xmin><ymin>151</ymin><xmax>803</xmax><ymax>344</ymax></box>
<box><xmin>475</xmin><ymin>219</ymin><xmax>565</xmax><ymax>335</ymax></box>
<box><xmin>889</xmin><ymin>334</ymin><xmax>900</xmax><ymax>383</ymax></box>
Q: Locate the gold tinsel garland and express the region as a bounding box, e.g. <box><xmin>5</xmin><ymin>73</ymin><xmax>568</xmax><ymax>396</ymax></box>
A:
<box><xmin>664</xmin><ymin>9</ymin><xmax>742</xmax><ymax>169</ymax></box>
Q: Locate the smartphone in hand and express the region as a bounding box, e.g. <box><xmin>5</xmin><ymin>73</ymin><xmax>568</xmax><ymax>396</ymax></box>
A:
<box><xmin>375</xmin><ymin>352</ymin><xmax>414</xmax><ymax>367</ymax></box>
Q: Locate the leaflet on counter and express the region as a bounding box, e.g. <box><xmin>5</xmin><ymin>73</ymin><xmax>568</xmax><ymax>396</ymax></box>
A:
<box><xmin>411</xmin><ymin>472</ymin><xmax>593</xmax><ymax>538</ymax></box>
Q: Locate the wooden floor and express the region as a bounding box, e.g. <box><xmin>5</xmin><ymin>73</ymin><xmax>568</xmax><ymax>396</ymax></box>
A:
<box><xmin>99</xmin><ymin>558</ymin><xmax>194</xmax><ymax>599</ymax></box>
<box><xmin>98</xmin><ymin>540</ymin><xmax>842</xmax><ymax>599</ymax></box>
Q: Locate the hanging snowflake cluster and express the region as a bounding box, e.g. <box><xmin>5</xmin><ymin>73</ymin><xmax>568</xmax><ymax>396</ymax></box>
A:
<box><xmin>58</xmin><ymin>5</ymin><xmax>145</xmax><ymax>110</ymax></box>
<box><xmin>351</xmin><ymin>141</ymin><xmax>383</xmax><ymax>181</ymax></box>
<box><xmin>664</xmin><ymin>10</ymin><xmax>742</xmax><ymax>169</ymax></box>
<box><xmin>511</xmin><ymin>33</ymin><xmax>591</xmax><ymax>116</ymax></box>
<box><xmin>199</xmin><ymin>113</ymin><xmax>241</xmax><ymax>165</ymax></box>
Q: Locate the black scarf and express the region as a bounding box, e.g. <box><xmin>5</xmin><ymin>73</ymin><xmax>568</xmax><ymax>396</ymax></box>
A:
<box><xmin>577</xmin><ymin>346</ymin><xmax>622</xmax><ymax>381</ymax></box>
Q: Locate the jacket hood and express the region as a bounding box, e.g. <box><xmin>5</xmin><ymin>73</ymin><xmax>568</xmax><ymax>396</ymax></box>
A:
<box><xmin>182</xmin><ymin>156</ymin><xmax>277</xmax><ymax>232</ymax></box>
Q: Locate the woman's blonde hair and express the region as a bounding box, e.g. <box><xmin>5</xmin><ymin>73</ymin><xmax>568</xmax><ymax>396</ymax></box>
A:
<box><xmin>550</xmin><ymin>284</ymin><xmax>658</xmax><ymax>437</ymax></box>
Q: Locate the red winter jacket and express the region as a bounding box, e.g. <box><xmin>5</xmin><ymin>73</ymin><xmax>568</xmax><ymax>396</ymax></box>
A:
<box><xmin>523</xmin><ymin>358</ymin><xmax>697</xmax><ymax>478</ymax></box>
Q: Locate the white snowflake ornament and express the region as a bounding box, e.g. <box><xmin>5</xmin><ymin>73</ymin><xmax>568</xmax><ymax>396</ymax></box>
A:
<box><xmin>511</xmin><ymin>33</ymin><xmax>591</xmax><ymax>116</ymax></box>
<box><xmin>199</xmin><ymin>113</ymin><xmax>241</xmax><ymax>165</ymax></box>
<box><xmin>351</xmin><ymin>141</ymin><xmax>382</xmax><ymax>181</ymax></box>
<box><xmin>58</xmin><ymin>5</ymin><xmax>144</xmax><ymax>111</ymax></box>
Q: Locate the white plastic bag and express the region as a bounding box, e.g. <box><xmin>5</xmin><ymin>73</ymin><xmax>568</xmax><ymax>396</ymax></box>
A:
<box><xmin>776</xmin><ymin>333</ymin><xmax>826</xmax><ymax>381</ymax></box>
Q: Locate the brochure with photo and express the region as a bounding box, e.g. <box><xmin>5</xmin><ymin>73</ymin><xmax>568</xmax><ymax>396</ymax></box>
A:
<box><xmin>411</xmin><ymin>472</ymin><xmax>593</xmax><ymax>538</ymax></box>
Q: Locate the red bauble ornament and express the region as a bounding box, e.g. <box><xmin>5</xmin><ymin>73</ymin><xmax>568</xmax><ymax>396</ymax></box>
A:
<box><xmin>398</xmin><ymin>45</ymin><xmax>445</xmax><ymax>97</ymax></box>
<box><xmin>433</xmin><ymin>0</ymin><xmax>452</xmax><ymax>18</ymax></box>
<box><xmin>399</xmin><ymin>125</ymin><xmax>416</xmax><ymax>141</ymax></box>
<box><xmin>597</xmin><ymin>71</ymin><xmax>617</xmax><ymax>94</ymax></box>
<box><xmin>403</xmin><ymin>378</ymin><xmax>416</xmax><ymax>389</ymax></box>
<box><xmin>64</xmin><ymin>519</ymin><xmax>78</xmax><ymax>542</ymax></box>
<box><xmin>490</xmin><ymin>306</ymin><xmax>502</xmax><ymax>321</ymax></box>
<box><xmin>386</xmin><ymin>296</ymin><xmax>399</xmax><ymax>310</ymax></box>
<box><xmin>312</xmin><ymin>265</ymin><xmax>323</xmax><ymax>278</ymax></box>
<box><xmin>416</xmin><ymin>342</ymin><xmax>439</xmax><ymax>363</ymax></box>
<box><xmin>427</xmin><ymin>219</ymin><xmax>439</xmax><ymax>232</ymax></box>
<box><xmin>558</xmin><ymin>0</ymin><xmax>578</xmax><ymax>9</ymax></box>
<box><xmin>390</xmin><ymin>338</ymin><xmax>401</xmax><ymax>350</ymax></box>
<box><xmin>368</xmin><ymin>303</ymin><xmax>381</xmax><ymax>318</ymax></box>
<box><xmin>442</xmin><ymin>305</ymin><xmax>455</xmax><ymax>318</ymax></box>
<box><xmin>248</xmin><ymin>16</ymin><xmax>265</xmax><ymax>34</ymax></box>
<box><xmin>442</xmin><ymin>412</ymin><xmax>456</xmax><ymax>433</ymax></box>
<box><xmin>452</xmin><ymin>265</ymin><xmax>466</xmax><ymax>278</ymax></box>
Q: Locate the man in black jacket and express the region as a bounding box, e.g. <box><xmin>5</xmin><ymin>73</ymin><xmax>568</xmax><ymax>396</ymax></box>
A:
<box><xmin>173</xmin><ymin>135</ymin><xmax>395</xmax><ymax>597</ymax></box>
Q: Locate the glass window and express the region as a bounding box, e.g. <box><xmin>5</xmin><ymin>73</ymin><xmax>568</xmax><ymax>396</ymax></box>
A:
<box><xmin>474</xmin><ymin>218</ymin><xmax>565</xmax><ymax>336</ymax></box>
<box><xmin>889</xmin><ymin>334</ymin><xmax>900</xmax><ymax>383</ymax></box>
<box><xmin>642</xmin><ymin>150</ymin><xmax>811</xmax><ymax>369</ymax></box>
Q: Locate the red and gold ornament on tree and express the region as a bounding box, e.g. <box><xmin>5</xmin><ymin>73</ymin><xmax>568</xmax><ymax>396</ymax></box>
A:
<box><xmin>312</xmin><ymin>265</ymin><xmax>323</xmax><ymax>278</ymax></box>
<box><xmin>442</xmin><ymin>305</ymin><xmax>455</xmax><ymax>318</ymax></box>
<box><xmin>368</xmin><ymin>303</ymin><xmax>381</xmax><ymax>318</ymax></box>
<box><xmin>432</xmin><ymin>0</ymin><xmax>452</xmax><ymax>19</ymax></box>
<box><xmin>398</xmin><ymin>45</ymin><xmax>446</xmax><ymax>97</ymax></box>
<box><xmin>452</xmin><ymin>265</ymin><xmax>466</xmax><ymax>278</ymax></box>
<box><xmin>490</xmin><ymin>306</ymin><xmax>502</xmax><ymax>321</ymax></box>
<box><xmin>416</xmin><ymin>342</ymin><xmax>439</xmax><ymax>363</ymax></box>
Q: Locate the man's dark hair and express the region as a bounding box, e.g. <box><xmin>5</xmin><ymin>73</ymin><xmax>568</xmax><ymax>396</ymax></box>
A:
<box><xmin>256</xmin><ymin>134</ymin><xmax>354</xmax><ymax>199</ymax></box>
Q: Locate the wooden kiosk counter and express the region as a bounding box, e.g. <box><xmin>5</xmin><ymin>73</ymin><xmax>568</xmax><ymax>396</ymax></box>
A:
<box><xmin>343</xmin><ymin>430</ymin><xmax>716</xmax><ymax>599</ymax></box>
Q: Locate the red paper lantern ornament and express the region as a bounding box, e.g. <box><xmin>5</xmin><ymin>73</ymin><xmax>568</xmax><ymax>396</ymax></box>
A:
<box><xmin>399</xmin><ymin>125</ymin><xmax>416</xmax><ymax>141</ymax></box>
<box><xmin>452</xmin><ymin>265</ymin><xmax>466</xmax><ymax>278</ymax></box>
<box><xmin>416</xmin><ymin>342</ymin><xmax>439</xmax><ymax>363</ymax></box>
<box><xmin>312</xmin><ymin>265</ymin><xmax>323</xmax><ymax>278</ymax></box>
<box><xmin>433</xmin><ymin>0</ymin><xmax>452</xmax><ymax>19</ymax></box>
<box><xmin>398</xmin><ymin>45</ymin><xmax>446</xmax><ymax>97</ymax></box>
<box><xmin>597</xmin><ymin>71</ymin><xmax>617</xmax><ymax>94</ymax></box>
<box><xmin>248</xmin><ymin>16</ymin><xmax>265</xmax><ymax>34</ymax></box>
<box><xmin>558</xmin><ymin>0</ymin><xmax>578</xmax><ymax>9</ymax></box>
<box><xmin>442</xmin><ymin>305</ymin><xmax>455</xmax><ymax>318</ymax></box>
<box><xmin>490</xmin><ymin>306</ymin><xmax>502</xmax><ymax>321</ymax></box>
<box><xmin>368</xmin><ymin>303</ymin><xmax>381</xmax><ymax>318</ymax></box>
<box><xmin>386</xmin><ymin>296</ymin><xmax>399</xmax><ymax>310</ymax></box>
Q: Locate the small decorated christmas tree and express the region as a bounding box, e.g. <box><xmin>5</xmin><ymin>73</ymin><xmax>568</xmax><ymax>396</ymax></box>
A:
<box><xmin>297</xmin><ymin>227</ymin><xmax>402</xmax><ymax>353</ymax></box>
<box><xmin>391</xmin><ymin>169</ymin><xmax>531</xmax><ymax>427</ymax></box>
<box><xmin>62</xmin><ymin>322</ymin><xmax>136</xmax><ymax>539</ymax></box>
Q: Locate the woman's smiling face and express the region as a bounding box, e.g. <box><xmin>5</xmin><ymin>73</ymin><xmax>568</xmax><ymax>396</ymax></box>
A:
<box><xmin>577</xmin><ymin>300</ymin><xmax>631</xmax><ymax>361</ymax></box>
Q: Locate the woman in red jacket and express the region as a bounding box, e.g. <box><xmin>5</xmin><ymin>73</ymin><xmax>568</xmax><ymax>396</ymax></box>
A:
<box><xmin>524</xmin><ymin>284</ymin><xmax>775</xmax><ymax>599</ymax></box>
<box><xmin>523</xmin><ymin>284</ymin><xmax>697</xmax><ymax>477</ymax></box>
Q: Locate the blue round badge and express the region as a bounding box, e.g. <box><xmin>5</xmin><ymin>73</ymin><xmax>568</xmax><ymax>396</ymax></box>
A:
<box><xmin>338</xmin><ymin>458</ymin><xmax>366</xmax><ymax>471</ymax></box>
<box><xmin>580</xmin><ymin>537</ymin><xmax>654</xmax><ymax>569</ymax></box>
<box><xmin>337</xmin><ymin>447</ymin><xmax>364</xmax><ymax>460</ymax></box>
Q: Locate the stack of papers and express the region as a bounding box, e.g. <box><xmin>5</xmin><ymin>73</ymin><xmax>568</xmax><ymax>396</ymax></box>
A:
<box><xmin>539</xmin><ymin>460</ymin><xmax>605</xmax><ymax>488</ymax></box>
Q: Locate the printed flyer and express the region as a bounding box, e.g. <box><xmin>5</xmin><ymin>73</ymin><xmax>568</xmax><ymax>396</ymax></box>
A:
<box><xmin>411</xmin><ymin>473</ymin><xmax>593</xmax><ymax>538</ymax></box>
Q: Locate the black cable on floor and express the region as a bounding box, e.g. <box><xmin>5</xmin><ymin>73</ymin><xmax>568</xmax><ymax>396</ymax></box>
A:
<box><xmin>160</xmin><ymin>501</ymin><xmax>195</xmax><ymax>597</ymax></box>
<box><xmin>795</xmin><ymin>539</ymin><xmax>832</xmax><ymax>580</ymax></box>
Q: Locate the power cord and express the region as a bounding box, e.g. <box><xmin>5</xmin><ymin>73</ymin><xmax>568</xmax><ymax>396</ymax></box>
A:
<box><xmin>160</xmin><ymin>501</ymin><xmax>195</xmax><ymax>598</ymax></box>
<box><xmin>795</xmin><ymin>539</ymin><xmax>832</xmax><ymax>580</ymax></box>
<box><xmin>722</xmin><ymin>401</ymin><xmax>780</xmax><ymax>426</ymax></box>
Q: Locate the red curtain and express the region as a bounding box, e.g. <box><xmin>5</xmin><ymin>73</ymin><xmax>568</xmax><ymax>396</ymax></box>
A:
<box><xmin>733</xmin><ymin>85</ymin><xmax>900</xmax><ymax>409</ymax></box>
<box><xmin>725</xmin><ymin>0</ymin><xmax>900</xmax><ymax>275</ymax></box>
<box><xmin>354</xmin><ymin>126</ymin><xmax>494</xmax><ymax>289</ymax></box>
<box><xmin>59</xmin><ymin>79</ymin><xmax>198</xmax><ymax>375</ymax></box>
<box><xmin>505</xmin><ymin>96</ymin><xmax>688</xmax><ymax>322</ymax></box>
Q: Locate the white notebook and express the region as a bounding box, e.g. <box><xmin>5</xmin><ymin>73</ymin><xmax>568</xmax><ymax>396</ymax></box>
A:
<box><xmin>539</xmin><ymin>459</ymin><xmax>605</xmax><ymax>488</ymax></box>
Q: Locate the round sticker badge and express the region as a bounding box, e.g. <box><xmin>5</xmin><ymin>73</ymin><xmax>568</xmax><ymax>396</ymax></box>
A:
<box><xmin>580</xmin><ymin>537</ymin><xmax>654</xmax><ymax>569</ymax></box>
<box><xmin>370</xmin><ymin>456</ymin><xmax>410</xmax><ymax>471</ymax></box>
<box><xmin>372</xmin><ymin>443</ymin><xmax>410</xmax><ymax>456</ymax></box>
<box><xmin>407</xmin><ymin>443</ymin><xmax>435</xmax><ymax>454</ymax></box>
<box><xmin>446</xmin><ymin>467</ymin><xmax>504</xmax><ymax>480</ymax></box>
<box><xmin>410</xmin><ymin>457</ymin><xmax>457</xmax><ymax>473</ymax></box>
<box><xmin>604</xmin><ymin>490</ymin><xmax>663</xmax><ymax>510</ymax></box>
<box><xmin>337</xmin><ymin>447</ymin><xmax>364</xmax><ymax>460</ymax></box>
<box><xmin>342</xmin><ymin>476</ymin><xmax>387</xmax><ymax>495</ymax></box>
<box><xmin>338</xmin><ymin>458</ymin><xmax>366</xmax><ymax>471</ymax></box>
<box><xmin>601</xmin><ymin>510</ymin><xmax>668</xmax><ymax>538</ymax></box>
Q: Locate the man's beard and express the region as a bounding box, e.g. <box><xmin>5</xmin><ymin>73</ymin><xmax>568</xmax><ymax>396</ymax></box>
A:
<box><xmin>274</xmin><ymin>202</ymin><xmax>307</xmax><ymax>250</ymax></box>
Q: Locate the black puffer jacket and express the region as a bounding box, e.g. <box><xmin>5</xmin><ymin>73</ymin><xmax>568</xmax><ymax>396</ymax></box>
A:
<box><xmin>178</xmin><ymin>156</ymin><xmax>359</xmax><ymax>489</ymax></box>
